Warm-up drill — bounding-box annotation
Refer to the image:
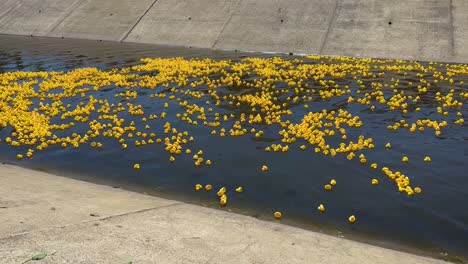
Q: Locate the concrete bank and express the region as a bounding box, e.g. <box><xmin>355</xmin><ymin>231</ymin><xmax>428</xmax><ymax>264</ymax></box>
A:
<box><xmin>0</xmin><ymin>0</ymin><xmax>466</xmax><ymax>63</ymax></box>
<box><xmin>0</xmin><ymin>164</ymin><xmax>447</xmax><ymax>264</ymax></box>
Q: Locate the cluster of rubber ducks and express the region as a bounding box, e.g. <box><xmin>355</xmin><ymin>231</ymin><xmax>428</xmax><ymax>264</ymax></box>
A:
<box><xmin>1</xmin><ymin>54</ymin><xmax>466</xmax><ymax>223</ymax></box>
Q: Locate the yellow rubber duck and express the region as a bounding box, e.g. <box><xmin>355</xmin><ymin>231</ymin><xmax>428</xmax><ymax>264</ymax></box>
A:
<box><xmin>236</xmin><ymin>187</ymin><xmax>243</xmax><ymax>193</ymax></box>
<box><xmin>317</xmin><ymin>204</ymin><xmax>325</xmax><ymax>212</ymax></box>
<box><xmin>133</xmin><ymin>163</ymin><xmax>140</xmax><ymax>170</ymax></box>
<box><xmin>205</xmin><ymin>184</ymin><xmax>212</xmax><ymax>191</ymax></box>
<box><xmin>220</xmin><ymin>196</ymin><xmax>227</xmax><ymax>206</ymax></box>
<box><xmin>195</xmin><ymin>184</ymin><xmax>202</xmax><ymax>191</ymax></box>
<box><xmin>217</xmin><ymin>187</ymin><xmax>226</xmax><ymax>197</ymax></box>
<box><xmin>348</xmin><ymin>215</ymin><xmax>356</xmax><ymax>224</ymax></box>
<box><xmin>274</xmin><ymin>211</ymin><xmax>282</xmax><ymax>219</ymax></box>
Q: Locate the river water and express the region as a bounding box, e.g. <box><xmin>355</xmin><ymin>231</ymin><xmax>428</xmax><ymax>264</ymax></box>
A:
<box><xmin>0</xmin><ymin>35</ymin><xmax>467</xmax><ymax>262</ymax></box>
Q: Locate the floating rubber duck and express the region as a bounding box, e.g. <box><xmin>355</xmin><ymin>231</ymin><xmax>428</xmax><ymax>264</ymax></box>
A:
<box><xmin>1</xmin><ymin>54</ymin><xmax>464</xmax><ymax>203</ymax></box>
<box><xmin>371</xmin><ymin>179</ymin><xmax>379</xmax><ymax>185</ymax></box>
<box><xmin>236</xmin><ymin>187</ymin><xmax>243</xmax><ymax>193</ymax></box>
<box><xmin>348</xmin><ymin>215</ymin><xmax>356</xmax><ymax>224</ymax></box>
<box><xmin>317</xmin><ymin>204</ymin><xmax>325</xmax><ymax>212</ymax></box>
<box><xmin>220</xmin><ymin>195</ymin><xmax>227</xmax><ymax>206</ymax></box>
<box><xmin>133</xmin><ymin>163</ymin><xmax>140</xmax><ymax>170</ymax></box>
<box><xmin>274</xmin><ymin>211</ymin><xmax>282</xmax><ymax>219</ymax></box>
<box><xmin>205</xmin><ymin>184</ymin><xmax>212</xmax><ymax>191</ymax></box>
<box><xmin>424</xmin><ymin>156</ymin><xmax>431</xmax><ymax>162</ymax></box>
<box><xmin>217</xmin><ymin>187</ymin><xmax>226</xmax><ymax>197</ymax></box>
<box><xmin>195</xmin><ymin>184</ymin><xmax>202</xmax><ymax>191</ymax></box>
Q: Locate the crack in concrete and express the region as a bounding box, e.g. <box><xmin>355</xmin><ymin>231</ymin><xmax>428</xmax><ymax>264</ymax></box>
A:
<box><xmin>0</xmin><ymin>1</ymin><xmax>18</xmax><ymax>21</ymax></box>
<box><xmin>0</xmin><ymin>202</ymin><xmax>182</xmax><ymax>241</ymax></box>
<box><xmin>211</xmin><ymin>0</ymin><xmax>243</xmax><ymax>49</ymax></box>
<box><xmin>449</xmin><ymin>0</ymin><xmax>455</xmax><ymax>57</ymax></box>
<box><xmin>120</xmin><ymin>0</ymin><xmax>160</xmax><ymax>42</ymax></box>
<box><xmin>97</xmin><ymin>202</ymin><xmax>182</xmax><ymax>221</ymax></box>
<box><xmin>319</xmin><ymin>0</ymin><xmax>340</xmax><ymax>55</ymax></box>
<box><xmin>45</xmin><ymin>0</ymin><xmax>85</xmax><ymax>35</ymax></box>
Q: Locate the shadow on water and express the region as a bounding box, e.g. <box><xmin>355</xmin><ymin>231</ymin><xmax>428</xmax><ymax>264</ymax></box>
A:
<box><xmin>0</xmin><ymin>35</ymin><xmax>467</xmax><ymax>263</ymax></box>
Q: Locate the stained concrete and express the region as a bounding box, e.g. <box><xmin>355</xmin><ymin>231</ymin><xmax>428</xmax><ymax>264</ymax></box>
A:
<box><xmin>0</xmin><ymin>164</ymin><xmax>447</xmax><ymax>264</ymax></box>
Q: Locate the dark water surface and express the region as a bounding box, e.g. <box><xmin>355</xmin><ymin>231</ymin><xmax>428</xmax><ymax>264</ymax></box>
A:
<box><xmin>0</xmin><ymin>35</ymin><xmax>467</xmax><ymax>262</ymax></box>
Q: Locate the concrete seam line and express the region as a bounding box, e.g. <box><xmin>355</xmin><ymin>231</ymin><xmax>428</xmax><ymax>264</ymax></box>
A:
<box><xmin>44</xmin><ymin>0</ymin><xmax>86</xmax><ymax>36</ymax></box>
<box><xmin>120</xmin><ymin>0</ymin><xmax>160</xmax><ymax>42</ymax></box>
<box><xmin>97</xmin><ymin>202</ymin><xmax>183</xmax><ymax>222</ymax></box>
<box><xmin>0</xmin><ymin>2</ymin><xmax>17</xmax><ymax>21</ymax></box>
<box><xmin>0</xmin><ymin>203</ymin><xmax>182</xmax><ymax>241</ymax></box>
<box><xmin>449</xmin><ymin>0</ymin><xmax>455</xmax><ymax>57</ymax></box>
<box><xmin>319</xmin><ymin>0</ymin><xmax>341</xmax><ymax>55</ymax></box>
<box><xmin>211</xmin><ymin>0</ymin><xmax>243</xmax><ymax>49</ymax></box>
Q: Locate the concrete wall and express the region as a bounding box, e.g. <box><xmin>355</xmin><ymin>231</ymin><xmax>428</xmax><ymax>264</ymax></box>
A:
<box><xmin>453</xmin><ymin>0</ymin><xmax>468</xmax><ymax>59</ymax></box>
<box><xmin>0</xmin><ymin>0</ymin><xmax>466</xmax><ymax>62</ymax></box>
<box><xmin>0</xmin><ymin>0</ymin><xmax>80</xmax><ymax>36</ymax></box>
<box><xmin>47</xmin><ymin>0</ymin><xmax>155</xmax><ymax>41</ymax></box>
<box><xmin>322</xmin><ymin>0</ymin><xmax>454</xmax><ymax>62</ymax></box>
<box><xmin>125</xmin><ymin>0</ymin><xmax>241</xmax><ymax>48</ymax></box>
<box><xmin>212</xmin><ymin>0</ymin><xmax>336</xmax><ymax>54</ymax></box>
